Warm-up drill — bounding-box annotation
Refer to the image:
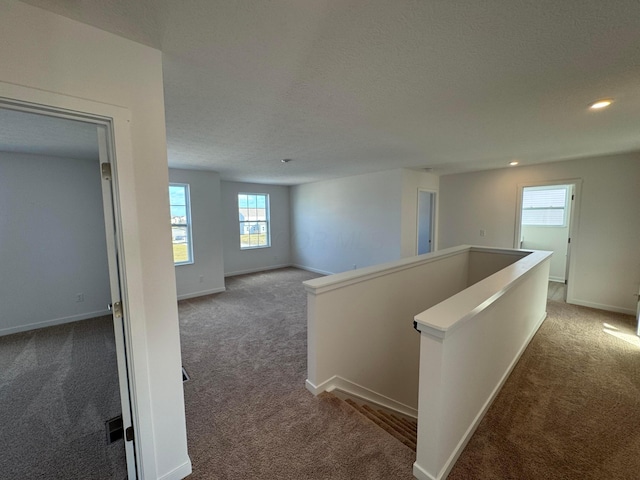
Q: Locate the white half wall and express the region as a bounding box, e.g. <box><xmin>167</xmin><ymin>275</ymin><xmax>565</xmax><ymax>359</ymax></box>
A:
<box><xmin>438</xmin><ymin>153</ymin><xmax>640</xmax><ymax>314</ymax></box>
<box><xmin>0</xmin><ymin>3</ymin><xmax>190</xmax><ymax>478</ymax></box>
<box><xmin>0</xmin><ymin>152</ymin><xmax>111</xmax><ymax>335</ymax></box>
<box><xmin>169</xmin><ymin>169</ymin><xmax>225</xmax><ymax>299</ymax></box>
<box><xmin>221</xmin><ymin>181</ymin><xmax>291</xmax><ymax>276</ymax></box>
<box><xmin>291</xmin><ymin>169</ymin><xmax>404</xmax><ymax>274</ymax></box>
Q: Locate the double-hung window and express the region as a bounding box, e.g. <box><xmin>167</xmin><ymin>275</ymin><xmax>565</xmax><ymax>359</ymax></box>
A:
<box><xmin>169</xmin><ymin>183</ymin><xmax>193</xmax><ymax>264</ymax></box>
<box><xmin>238</xmin><ymin>193</ymin><xmax>270</xmax><ymax>249</ymax></box>
<box><xmin>522</xmin><ymin>185</ymin><xmax>569</xmax><ymax>227</ymax></box>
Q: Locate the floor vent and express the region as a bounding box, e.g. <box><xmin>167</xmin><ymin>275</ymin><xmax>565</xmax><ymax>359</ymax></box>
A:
<box><xmin>106</xmin><ymin>416</ymin><xmax>124</xmax><ymax>444</ymax></box>
<box><xmin>182</xmin><ymin>366</ymin><xmax>190</xmax><ymax>382</ymax></box>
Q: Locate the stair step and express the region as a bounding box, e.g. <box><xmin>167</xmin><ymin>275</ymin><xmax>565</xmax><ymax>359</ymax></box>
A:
<box><xmin>344</xmin><ymin>398</ymin><xmax>417</xmax><ymax>451</ymax></box>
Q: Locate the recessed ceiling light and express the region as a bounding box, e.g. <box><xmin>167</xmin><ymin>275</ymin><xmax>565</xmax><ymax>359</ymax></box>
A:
<box><xmin>281</xmin><ymin>158</ymin><xmax>292</xmax><ymax>163</ymax></box>
<box><xmin>589</xmin><ymin>99</ymin><xmax>613</xmax><ymax>110</ymax></box>
<box><xmin>509</xmin><ymin>161</ymin><xmax>519</xmax><ymax>166</ymax></box>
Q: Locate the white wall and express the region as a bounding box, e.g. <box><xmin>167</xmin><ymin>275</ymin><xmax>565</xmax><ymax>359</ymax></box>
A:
<box><xmin>291</xmin><ymin>169</ymin><xmax>405</xmax><ymax>274</ymax></box>
<box><xmin>439</xmin><ymin>152</ymin><xmax>640</xmax><ymax>314</ymax></box>
<box><xmin>0</xmin><ymin>2</ymin><xmax>189</xmax><ymax>478</ymax></box>
<box><xmin>170</xmin><ymin>169</ymin><xmax>225</xmax><ymax>299</ymax></box>
<box><xmin>521</xmin><ymin>224</ymin><xmax>569</xmax><ymax>281</ymax></box>
<box><xmin>222</xmin><ymin>181</ymin><xmax>291</xmax><ymax>276</ymax></box>
<box><xmin>0</xmin><ymin>152</ymin><xmax>111</xmax><ymax>335</ymax></box>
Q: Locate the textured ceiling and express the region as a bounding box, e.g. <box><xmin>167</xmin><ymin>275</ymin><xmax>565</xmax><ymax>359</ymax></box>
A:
<box><xmin>0</xmin><ymin>108</ymin><xmax>99</xmax><ymax>161</ymax></box>
<box><xmin>20</xmin><ymin>0</ymin><xmax>640</xmax><ymax>184</ymax></box>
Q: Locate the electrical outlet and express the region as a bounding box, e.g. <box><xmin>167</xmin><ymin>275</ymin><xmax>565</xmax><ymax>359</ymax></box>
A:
<box><xmin>76</xmin><ymin>293</ymin><xmax>84</xmax><ymax>303</ymax></box>
<box><xmin>199</xmin><ymin>275</ymin><xmax>204</xmax><ymax>283</ymax></box>
<box><xmin>480</xmin><ymin>229</ymin><xmax>486</xmax><ymax>237</ymax></box>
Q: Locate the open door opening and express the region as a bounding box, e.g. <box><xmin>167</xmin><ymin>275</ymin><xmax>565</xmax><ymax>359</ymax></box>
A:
<box><xmin>0</xmin><ymin>106</ymin><xmax>137</xmax><ymax>478</ymax></box>
<box><xmin>417</xmin><ymin>190</ymin><xmax>435</xmax><ymax>255</ymax></box>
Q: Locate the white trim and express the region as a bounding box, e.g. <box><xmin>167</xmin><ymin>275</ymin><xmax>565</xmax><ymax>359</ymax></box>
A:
<box><xmin>549</xmin><ymin>275</ymin><xmax>565</xmax><ymax>283</ymax></box>
<box><xmin>305</xmin><ymin>376</ymin><xmax>418</xmax><ymax>419</ymax></box>
<box><xmin>0</xmin><ymin>309</ymin><xmax>112</xmax><ymax>337</ymax></box>
<box><xmin>291</xmin><ymin>264</ymin><xmax>334</xmax><ymax>276</ymax></box>
<box><xmin>569</xmin><ymin>299</ymin><xmax>635</xmax><ymax>316</ymax></box>
<box><xmin>157</xmin><ymin>459</ymin><xmax>193</xmax><ymax>480</ymax></box>
<box><xmin>224</xmin><ymin>263</ymin><xmax>293</xmax><ymax>278</ymax></box>
<box><xmin>414</xmin><ymin>310</ymin><xmax>547</xmax><ymax>480</ymax></box>
<box><xmin>177</xmin><ymin>287</ymin><xmax>226</xmax><ymax>301</ymax></box>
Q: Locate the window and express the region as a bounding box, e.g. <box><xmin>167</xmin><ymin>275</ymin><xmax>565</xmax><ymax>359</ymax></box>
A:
<box><xmin>238</xmin><ymin>193</ymin><xmax>270</xmax><ymax>249</ymax></box>
<box><xmin>522</xmin><ymin>185</ymin><xmax>569</xmax><ymax>227</ymax></box>
<box><xmin>170</xmin><ymin>183</ymin><xmax>193</xmax><ymax>264</ymax></box>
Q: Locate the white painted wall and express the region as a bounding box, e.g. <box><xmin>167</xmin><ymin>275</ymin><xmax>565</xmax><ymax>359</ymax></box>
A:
<box><xmin>170</xmin><ymin>169</ymin><xmax>225</xmax><ymax>299</ymax></box>
<box><xmin>521</xmin><ymin>224</ymin><xmax>569</xmax><ymax>281</ymax></box>
<box><xmin>291</xmin><ymin>169</ymin><xmax>405</xmax><ymax>274</ymax></box>
<box><xmin>439</xmin><ymin>153</ymin><xmax>640</xmax><ymax>314</ymax></box>
<box><xmin>0</xmin><ymin>152</ymin><xmax>111</xmax><ymax>335</ymax></box>
<box><xmin>0</xmin><ymin>2</ymin><xmax>189</xmax><ymax>478</ymax></box>
<box><xmin>221</xmin><ymin>181</ymin><xmax>291</xmax><ymax>276</ymax></box>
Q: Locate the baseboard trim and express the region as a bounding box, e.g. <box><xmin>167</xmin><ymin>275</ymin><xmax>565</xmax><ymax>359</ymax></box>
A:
<box><xmin>548</xmin><ymin>276</ymin><xmax>565</xmax><ymax>283</ymax></box>
<box><xmin>568</xmin><ymin>299</ymin><xmax>635</xmax><ymax>316</ymax></box>
<box><xmin>306</xmin><ymin>376</ymin><xmax>418</xmax><ymax>419</ymax></box>
<box><xmin>157</xmin><ymin>458</ymin><xmax>192</xmax><ymax>480</ymax></box>
<box><xmin>0</xmin><ymin>309</ymin><xmax>112</xmax><ymax>337</ymax></box>
<box><xmin>177</xmin><ymin>287</ymin><xmax>226</xmax><ymax>301</ymax></box>
<box><xmin>224</xmin><ymin>263</ymin><xmax>292</xmax><ymax>278</ymax></box>
<box><xmin>291</xmin><ymin>264</ymin><xmax>334</xmax><ymax>276</ymax></box>
<box><xmin>413</xmin><ymin>310</ymin><xmax>548</xmax><ymax>480</ymax></box>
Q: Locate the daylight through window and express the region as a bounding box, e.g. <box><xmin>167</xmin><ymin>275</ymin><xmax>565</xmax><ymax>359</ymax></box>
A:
<box><xmin>238</xmin><ymin>193</ymin><xmax>270</xmax><ymax>249</ymax></box>
<box><xmin>170</xmin><ymin>183</ymin><xmax>193</xmax><ymax>264</ymax></box>
<box><xmin>522</xmin><ymin>186</ymin><xmax>569</xmax><ymax>227</ymax></box>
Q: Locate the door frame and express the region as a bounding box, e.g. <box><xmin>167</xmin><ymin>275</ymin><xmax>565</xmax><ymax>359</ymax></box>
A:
<box><xmin>0</xmin><ymin>84</ymin><xmax>148</xmax><ymax>478</ymax></box>
<box><xmin>514</xmin><ymin>178</ymin><xmax>582</xmax><ymax>304</ymax></box>
<box><xmin>416</xmin><ymin>189</ymin><xmax>437</xmax><ymax>255</ymax></box>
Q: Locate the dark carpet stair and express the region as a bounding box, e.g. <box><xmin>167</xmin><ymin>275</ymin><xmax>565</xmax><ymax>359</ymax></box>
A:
<box><xmin>343</xmin><ymin>398</ymin><xmax>417</xmax><ymax>451</ymax></box>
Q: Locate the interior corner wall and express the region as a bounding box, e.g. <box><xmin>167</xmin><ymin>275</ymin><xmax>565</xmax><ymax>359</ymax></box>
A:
<box><xmin>169</xmin><ymin>169</ymin><xmax>225</xmax><ymax>299</ymax></box>
<box><xmin>290</xmin><ymin>169</ymin><xmax>404</xmax><ymax>275</ymax></box>
<box><xmin>438</xmin><ymin>152</ymin><xmax>640</xmax><ymax>314</ymax></box>
<box><xmin>0</xmin><ymin>2</ymin><xmax>190</xmax><ymax>479</ymax></box>
<box><xmin>221</xmin><ymin>181</ymin><xmax>291</xmax><ymax>276</ymax></box>
<box><xmin>400</xmin><ymin>169</ymin><xmax>439</xmax><ymax>258</ymax></box>
<box><xmin>0</xmin><ymin>152</ymin><xmax>111</xmax><ymax>335</ymax></box>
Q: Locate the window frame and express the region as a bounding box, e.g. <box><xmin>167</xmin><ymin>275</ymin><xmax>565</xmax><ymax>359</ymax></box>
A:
<box><xmin>238</xmin><ymin>192</ymin><xmax>271</xmax><ymax>250</ymax></box>
<box><xmin>169</xmin><ymin>183</ymin><xmax>194</xmax><ymax>265</ymax></box>
<box><xmin>521</xmin><ymin>185</ymin><xmax>570</xmax><ymax>228</ymax></box>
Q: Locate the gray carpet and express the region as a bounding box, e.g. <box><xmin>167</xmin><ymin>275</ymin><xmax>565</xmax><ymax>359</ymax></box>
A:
<box><xmin>179</xmin><ymin>268</ymin><xmax>416</xmax><ymax>479</ymax></box>
<box><xmin>0</xmin><ymin>316</ymin><xmax>127</xmax><ymax>479</ymax></box>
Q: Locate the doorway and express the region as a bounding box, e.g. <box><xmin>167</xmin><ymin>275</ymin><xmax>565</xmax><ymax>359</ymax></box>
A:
<box><xmin>417</xmin><ymin>190</ymin><xmax>436</xmax><ymax>255</ymax></box>
<box><xmin>515</xmin><ymin>180</ymin><xmax>581</xmax><ymax>303</ymax></box>
<box><xmin>0</xmin><ymin>107</ymin><xmax>136</xmax><ymax>477</ymax></box>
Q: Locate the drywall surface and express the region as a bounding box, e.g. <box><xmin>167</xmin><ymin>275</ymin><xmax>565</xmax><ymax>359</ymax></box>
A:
<box><xmin>522</xmin><ymin>225</ymin><xmax>568</xmax><ymax>281</ymax></box>
<box><xmin>170</xmin><ymin>169</ymin><xmax>225</xmax><ymax>299</ymax></box>
<box><xmin>467</xmin><ymin>249</ymin><xmax>529</xmax><ymax>286</ymax></box>
<box><xmin>401</xmin><ymin>170</ymin><xmax>439</xmax><ymax>257</ymax></box>
<box><xmin>439</xmin><ymin>153</ymin><xmax>640</xmax><ymax>314</ymax></box>
<box><xmin>0</xmin><ymin>2</ymin><xmax>190</xmax><ymax>478</ymax></box>
<box><xmin>291</xmin><ymin>169</ymin><xmax>404</xmax><ymax>274</ymax></box>
<box><xmin>222</xmin><ymin>181</ymin><xmax>291</xmax><ymax>276</ymax></box>
<box><xmin>0</xmin><ymin>152</ymin><xmax>111</xmax><ymax>335</ymax></box>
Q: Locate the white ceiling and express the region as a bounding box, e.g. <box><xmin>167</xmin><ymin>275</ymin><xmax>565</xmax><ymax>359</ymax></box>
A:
<box><xmin>20</xmin><ymin>0</ymin><xmax>640</xmax><ymax>184</ymax></box>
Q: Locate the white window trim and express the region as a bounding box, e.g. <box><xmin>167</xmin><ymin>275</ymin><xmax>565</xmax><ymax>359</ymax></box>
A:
<box><xmin>238</xmin><ymin>192</ymin><xmax>271</xmax><ymax>250</ymax></box>
<box><xmin>170</xmin><ymin>183</ymin><xmax>194</xmax><ymax>265</ymax></box>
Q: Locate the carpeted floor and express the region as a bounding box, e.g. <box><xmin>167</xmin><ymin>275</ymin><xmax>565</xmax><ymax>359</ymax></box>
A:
<box><xmin>180</xmin><ymin>268</ymin><xmax>640</xmax><ymax>480</ymax></box>
<box><xmin>178</xmin><ymin>268</ymin><xmax>416</xmax><ymax>479</ymax></box>
<box><xmin>0</xmin><ymin>316</ymin><xmax>127</xmax><ymax>479</ymax></box>
<box><xmin>449</xmin><ymin>300</ymin><xmax>640</xmax><ymax>479</ymax></box>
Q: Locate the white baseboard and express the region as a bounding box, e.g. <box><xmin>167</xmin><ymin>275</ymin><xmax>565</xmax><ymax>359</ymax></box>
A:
<box><xmin>568</xmin><ymin>298</ymin><xmax>635</xmax><ymax>316</ymax></box>
<box><xmin>157</xmin><ymin>459</ymin><xmax>192</xmax><ymax>480</ymax></box>
<box><xmin>548</xmin><ymin>276</ymin><xmax>565</xmax><ymax>283</ymax></box>
<box><xmin>0</xmin><ymin>309</ymin><xmax>112</xmax><ymax>337</ymax></box>
<box><xmin>224</xmin><ymin>263</ymin><xmax>292</xmax><ymax>278</ymax></box>
<box><xmin>306</xmin><ymin>376</ymin><xmax>418</xmax><ymax>419</ymax></box>
<box><xmin>291</xmin><ymin>263</ymin><xmax>334</xmax><ymax>276</ymax></box>
<box><xmin>413</xmin><ymin>311</ymin><xmax>548</xmax><ymax>480</ymax></box>
<box><xmin>177</xmin><ymin>286</ymin><xmax>226</xmax><ymax>301</ymax></box>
